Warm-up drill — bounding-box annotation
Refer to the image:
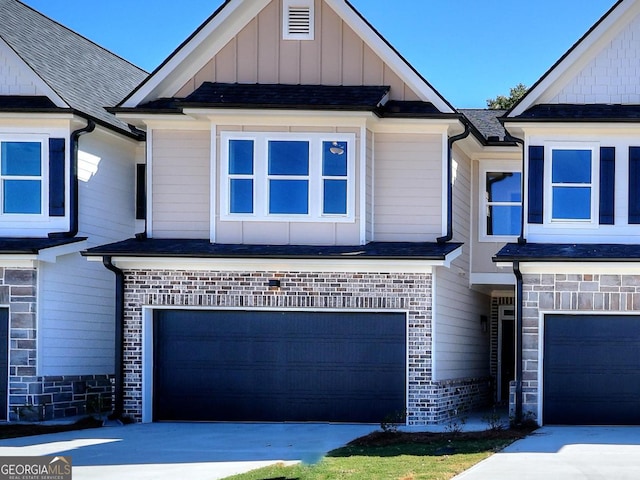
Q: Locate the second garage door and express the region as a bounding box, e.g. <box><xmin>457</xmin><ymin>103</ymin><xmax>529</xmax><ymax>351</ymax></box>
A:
<box><xmin>543</xmin><ymin>314</ymin><xmax>640</xmax><ymax>425</ymax></box>
<box><xmin>153</xmin><ymin>310</ymin><xmax>406</xmax><ymax>422</ymax></box>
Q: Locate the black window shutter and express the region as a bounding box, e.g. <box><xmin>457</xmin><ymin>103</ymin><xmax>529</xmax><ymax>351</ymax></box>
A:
<box><xmin>136</xmin><ymin>164</ymin><xmax>146</xmax><ymax>220</ymax></box>
<box><xmin>599</xmin><ymin>147</ymin><xmax>615</xmax><ymax>225</ymax></box>
<box><xmin>629</xmin><ymin>147</ymin><xmax>640</xmax><ymax>224</ymax></box>
<box><xmin>48</xmin><ymin>138</ymin><xmax>65</xmax><ymax>217</ymax></box>
<box><xmin>528</xmin><ymin>146</ymin><xmax>544</xmax><ymax>224</ymax></box>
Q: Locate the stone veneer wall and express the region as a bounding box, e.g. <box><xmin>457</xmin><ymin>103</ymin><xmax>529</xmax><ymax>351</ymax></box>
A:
<box><xmin>3</xmin><ymin>267</ymin><xmax>113</xmax><ymax>421</ymax></box>
<box><xmin>122</xmin><ymin>269</ymin><xmax>491</xmax><ymax>425</ymax></box>
<box><xmin>518</xmin><ymin>272</ymin><xmax>640</xmax><ymax>420</ymax></box>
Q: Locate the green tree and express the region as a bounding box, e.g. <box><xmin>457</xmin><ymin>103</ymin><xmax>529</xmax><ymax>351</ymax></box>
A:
<box><xmin>486</xmin><ymin>83</ymin><xmax>528</xmax><ymax>109</ymax></box>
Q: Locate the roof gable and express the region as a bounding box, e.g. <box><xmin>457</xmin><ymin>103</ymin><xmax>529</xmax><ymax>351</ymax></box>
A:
<box><xmin>1</xmin><ymin>0</ymin><xmax>147</xmax><ymax>134</ymax></box>
<box><xmin>0</xmin><ymin>37</ymin><xmax>67</xmax><ymax>106</ymax></box>
<box><xmin>120</xmin><ymin>0</ymin><xmax>455</xmax><ymax>113</ymax></box>
<box><xmin>508</xmin><ymin>0</ymin><xmax>635</xmax><ymax>118</ymax></box>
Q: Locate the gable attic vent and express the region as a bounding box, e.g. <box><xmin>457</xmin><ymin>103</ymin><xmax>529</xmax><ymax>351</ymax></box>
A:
<box><xmin>283</xmin><ymin>0</ymin><xmax>314</xmax><ymax>40</ymax></box>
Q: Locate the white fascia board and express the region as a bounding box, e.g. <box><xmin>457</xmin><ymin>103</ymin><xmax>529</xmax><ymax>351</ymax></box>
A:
<box><xmin>186</xmin><ymin>109</ymin><xmax>373</xmax><ymax>127</ymax></box>
<box><xmin>37</xmin><ymin>240</ymin><xmax>87</xmax><ymax>264</ymax></box>
<box><xmin>0</xmin><ymin>256</ymin><xmax>37</xmax><ymax>268</ymax></box>
<box><xmin>101</xmin><ymin>256</ymin><xmax>456</xmax><ymax>274</ymax></box>
<box><xmin>506</xmin><ymin>122</ymin><xmax>640</xmax><ymax>136</ymax></box>
<box><xmin>520</xmin><ymin>261</ymin><xmax>640</xmax><ymax>275</ymax></box>
<box><xmin>469</xmin><ymin>272</ymin><xmax>516</xmax><ymax>286</ymax></box>
<box><xmin>368</xmin><ymin>118</ymin><xmax>456</xmax><ymax>134</ymax></box>
<box><xmin>324</xmin><ymin>0</ymin><xmax>454</xmax><ymax>113</ymax></box>
<box><xmin>0</xmin><ymin>38</ymin><xmax>68</xmax><ymax>108</ymax></box>
<box><xmin>122</xmin><ymin>0</ymin><xmax>270</xmax><ymax>107</ymax></box>
<box><xmin>510</xmin><ymin>0</ymin><xmax>640</xmax><ymax>117</ymax></box>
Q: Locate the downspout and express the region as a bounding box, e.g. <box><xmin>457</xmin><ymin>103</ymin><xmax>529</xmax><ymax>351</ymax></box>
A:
<box><xmin>504</xmin><ymin>133</ymin><xmax>526</xmax><ymax>245</ymax></box>
<box><xmin>437</xmin><ymin>120</ymin><xmax>471</xmax><ymax>243</ymax></box>
<box><xmin>49</xmin><ymin>120</ymin><xmax>96</xmax><ymax>239</ymax></box>
<box><xmin>513</xmin><ymin>261</ymin><xmax>524</xmax><ymax>424</ymax></box>
<box><xmin>103</xmin><ymin>256</ymin><xmax>125</xmax><ymax>421</ymax></box>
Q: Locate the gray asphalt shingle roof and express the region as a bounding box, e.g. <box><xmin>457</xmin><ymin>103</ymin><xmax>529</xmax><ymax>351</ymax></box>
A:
<box><xmin>1</xmin><ymin>0</ymin><xmax>147</xmax><ymax>136</ymax></box>
<box><xmin>460</xmin><ymin>109</ymin><xmax>508</xmax><ymax>141</ymax></box>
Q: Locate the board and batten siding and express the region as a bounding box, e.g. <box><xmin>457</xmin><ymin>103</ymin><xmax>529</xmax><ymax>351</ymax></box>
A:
<box><xmin>40</xmin><ymin>128</ymin><xmax>140</xmax><ymax>375</ymax></box>
<box><xmin>175</xmin><ymin>0</ymin><xmax>420</xmax><ymax>101</ymax></box>
<box><xmin>214</xmin><ymin>125</ymin><xmax>361</xmax><ymax>246</ymax></box>
<box><xmin>434</xmin><ymin>146</ymin><xmax>490</xmax><ymax>381</ymax></box>
<box><xmin>373</xmin><ymin>133</ymin><xmax>443</xmax><ymax>242</ymax></box>
<box><xmin>151</xmin><ymin>129</ymin><xmax>211</xmax><ymax>238</ymax></box>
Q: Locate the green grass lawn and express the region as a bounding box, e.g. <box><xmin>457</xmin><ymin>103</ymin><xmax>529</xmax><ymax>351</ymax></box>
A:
<box><xmin>224</xmin><ymin>429</ymin><xmax>530</xmax><ymax>480</ymax></box>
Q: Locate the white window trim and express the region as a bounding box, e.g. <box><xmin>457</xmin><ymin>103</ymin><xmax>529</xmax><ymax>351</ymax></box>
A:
<box><xmin>544</xmin><ymin>142</ymin><xmax>599</xmax><ymax>228</ymax></box>
<box><xmin>282</xmin><ymin>0</ymin><xmax>315</xmax><ymax>41</ymax></box>
<box><xmin>479</xmin><ymin>160</ymin><xmax>522</xmax><ymax>242</ymax></box>
<box><xmin>0</xmin><ymin>134</ymin><xmax>49</xmax><ymax>221</ymax></box>
<box><xmin>220</xmin><ymin>131</ymin><xmax>356</xmax><ymax>223</ymax></box>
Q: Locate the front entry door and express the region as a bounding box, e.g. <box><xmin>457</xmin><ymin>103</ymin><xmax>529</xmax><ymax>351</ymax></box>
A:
<box><xmin>498</xmin><ymin>306</ymin><xmax>515</xmax><ymax>404</ymax></box>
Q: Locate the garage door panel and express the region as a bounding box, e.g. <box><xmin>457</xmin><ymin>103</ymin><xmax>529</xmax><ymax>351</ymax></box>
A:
<box><xmin>153</xmin><ymin>310</ymin><xmax>406</xmax><ymax>422</ymax></box>
<box><xmin>544</xmin><ymin>315</ymin><xmax>640</xmax><ymax>425</ymax></box>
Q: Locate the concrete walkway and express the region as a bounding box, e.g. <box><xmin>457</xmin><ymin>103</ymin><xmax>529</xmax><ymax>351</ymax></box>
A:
<box><xmin>454</xmin><ymin>425</ymin><xmax>640</xmax><ymax>480</ymax></box>
<box><xmin>0</xmin><ymin>422</ymin><xmax>377</xmax><ymax>480</ymax></box>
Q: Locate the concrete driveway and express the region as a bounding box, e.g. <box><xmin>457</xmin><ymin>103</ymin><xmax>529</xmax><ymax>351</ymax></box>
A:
<box><xmin>0</xmin><ymin>422</ymin><xmax>377</xmax><ymax>480</ymax></box>
<box><xmin>454</xmin><ymin>425</ymin><xmax>640</xmax><ymax>480</ymax></box>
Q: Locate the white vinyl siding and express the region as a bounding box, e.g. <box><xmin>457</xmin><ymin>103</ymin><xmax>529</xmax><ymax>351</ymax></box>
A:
<box><xmin>374</xmin><ymin>133</ymin><xmax>442</xmax><ymax>241</ymax></box>
<box><xmin>40</xmin><ymin>128</ymin><xmax>139</xmax><ymax>375</ymax></box>
<box><xmin>435</xmin><ymin>147</ymin><xmax>490</xmax><ymax>380</ymax></box>
<box><xmin>152</xmin><ymin>130</ymin><xmax>211</xmax><ymax>238</ymax></box>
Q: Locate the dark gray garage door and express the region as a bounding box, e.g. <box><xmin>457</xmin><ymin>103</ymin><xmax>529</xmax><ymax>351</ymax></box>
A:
<box><xmin>153</xmin><ymin>310</ymin><xmax>406</xmax><ymax>422</ymax></box>
<box><xmin>544</xmin><ymin>315</ymin><xmax>640</xmax><ymax>425</ymax></box>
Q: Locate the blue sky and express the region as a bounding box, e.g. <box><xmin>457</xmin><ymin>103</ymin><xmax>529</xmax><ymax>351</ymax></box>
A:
<box><xmin>20</xmin><ymin>0</ymin><xmax>615</xmax><ymax>108</ymax></box>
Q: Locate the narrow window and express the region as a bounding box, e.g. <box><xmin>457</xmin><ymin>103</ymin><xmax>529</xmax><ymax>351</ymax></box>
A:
<box><xmin>322</xmin><ymin>141</ymin><xmax>348</xmax><ymax>215</ymax></box>
<box><xmin>228</xmin><ymin>139</ymin><xmax>254</xmax><ymax>214</ymax></box>
<box><xmin>486</xmin><ymin>171</ymin><xmax>521</xmax><ymax>236</ymax></box>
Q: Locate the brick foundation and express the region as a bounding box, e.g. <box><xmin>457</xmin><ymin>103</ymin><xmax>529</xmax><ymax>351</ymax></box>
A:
<box><xmin>121</xmin><ymin>268</ymin><xmax>489</xmax><ymax>425</ymax></box>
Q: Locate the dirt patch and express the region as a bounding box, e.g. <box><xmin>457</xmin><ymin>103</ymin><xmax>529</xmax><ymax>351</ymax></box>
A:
<box><xmin>347</xmin><ymin>426</ymin><xmax>537</xmax><ymax>448</ymax></box>
<box><xmin>0</xmin><ymin>416</ymin><xmax>103</xmax><ymax>440</ymax></box>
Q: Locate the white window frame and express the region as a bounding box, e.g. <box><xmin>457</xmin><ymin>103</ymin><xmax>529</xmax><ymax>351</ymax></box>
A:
<box><xmin>282</xmin><ymin>0</ymin><xmax>315</xmax><ymax>41</ymax></box>
<box><xmin>0</xmin><ymin>134</ymin><xmax>48</xmax><ymax>220</ymax></box>
<box><xmin>479</xmin><ymin>160</ymin><xmax>522</xmax><ymax>242</ymax></box>
<box><xmin>220</xmin><ymin>131</ymin><xmax>356</xmax><ymax>223</ymax></box>
<box><xmin>544</xmin><ymin>143</ymin><xmax>599</xmax><ymax>227</ymax></box>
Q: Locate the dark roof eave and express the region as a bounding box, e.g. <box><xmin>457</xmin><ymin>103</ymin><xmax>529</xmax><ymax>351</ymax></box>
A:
<box><xmin>0</xmin><ymin>237</ymin><xmax>87</xmax><ymax>255</ymax></box>
<box><xmin>494</xmin><ymin>255</ymin><xmax>640</xmax><ymax>263</ymax></box>
<box><xmin>82</xmin><ymin>239</ymin><xmax>463</xmax><ymax>261</ymax></box>
<box><xmin>502</xmin><ymin>117</ymin><xmax>640</xmax><ymax>124</ymax></box>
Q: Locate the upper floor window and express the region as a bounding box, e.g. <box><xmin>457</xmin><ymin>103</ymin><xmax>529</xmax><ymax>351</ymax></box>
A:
<box><xmin>480</xmin><ymin>162</ymin><xmax>521</xmax><ymax>241</ymax></box>
<box><xmin>547</xmin><ymin>145</ymin><xmax>597</xmax><ymax>223</ymax></box>
<box><xmin>0</xmin><ymin>140</ymin><xmax>44</xmax><ymax>215</ymax></box>
<box><xmin>221</xmin><ymin>132</ymin><xmax>355</xmax><ymax>222</ymax></box>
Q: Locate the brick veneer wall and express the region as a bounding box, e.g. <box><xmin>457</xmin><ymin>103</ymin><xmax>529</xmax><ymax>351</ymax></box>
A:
<box><xmin>122</xmin><ymin>269</ymin><xmax>490</xmax><ymax>425</ymax></box>
<box><xmin>3</xmin><ymin>267</ymin><xmax>113</xmax><ymax>421</ymax></box>
<box><xmin>518</xmin><ymin>272</ymin><xmax>640</xmax><ymax>420</ymax></box>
